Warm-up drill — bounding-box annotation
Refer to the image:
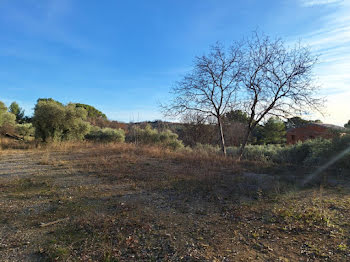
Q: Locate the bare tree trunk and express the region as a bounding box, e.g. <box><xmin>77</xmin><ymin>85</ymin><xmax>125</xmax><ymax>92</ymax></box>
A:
<box><xmin>217</xmin><ymin>116</ymin><xmax>226</xmax><ymax>156</ymax></box>
<box><xmin>238</xmin><ymin>128</ymin><xmax>251</xmax><ymax>160</ymax></box>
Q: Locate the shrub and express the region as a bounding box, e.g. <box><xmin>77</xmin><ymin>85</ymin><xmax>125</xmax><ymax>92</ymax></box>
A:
<box><xmin>227</xmin><ymin>136</ymin><xmax>350</xmax><ymax>169</ymax></box>
<box><xmin>193</xmin><ymin>143</ymin><xmax>221</xmax><ymax>155</ymax></box>
<box><xmin>301</xmin><ymin>135</ymin><xmax>350</xmax><ymax>168</ymax></box>
<box><xmin>15</xmin><ymin>123</ymin><xmax>35</xmax><ymax>138</ymax></box>
<box><xmin>292</xmin><ymin>139</ymin><xmax>332</xmax><ymax>165</ymax></box>
<box><xmin>85</xmin><ymin>127</ymin><xmax>125</xmax><ymax>143</ymax></box>
<box><xmin>227</xmin><ymin>144</ymin><xmax>284</xmax><ymax>162</ymax></box>
<box><xmin>268</xmin><ymin>138</ymin><xmax>336</xmax><ymax>166</ymax></box>
<box><xmin>127</xmin><ymin>124</ymin><xmax>184</xmax><ymax>150</ymax></box>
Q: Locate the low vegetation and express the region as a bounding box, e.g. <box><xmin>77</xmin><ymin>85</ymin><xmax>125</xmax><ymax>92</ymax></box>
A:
<box><xmin>227</xmin><ymin>135</ymin><xmax>350</xmax><ymax>169</ymax></box>
<box><xmin>85</xmin><ymin>126</ymin><xmax>125</xmax><ymax>143</ymax></box>
<box><xmin>127</xmin><ymin>124</ymin><xmax>184</xmax><ymax>150</ymax></box>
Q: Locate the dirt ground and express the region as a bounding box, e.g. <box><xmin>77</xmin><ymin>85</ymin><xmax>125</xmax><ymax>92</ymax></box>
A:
<box><xmin>0</xmin><ymin>144</ymin><xmax>349</xmax><ymax>261</ymax></box>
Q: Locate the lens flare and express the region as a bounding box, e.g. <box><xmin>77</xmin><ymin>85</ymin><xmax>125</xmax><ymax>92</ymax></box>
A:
<box><xmin>302</xmin><ymin>145</ymin><xmax>350</xmax><ymax>186</ymax></box>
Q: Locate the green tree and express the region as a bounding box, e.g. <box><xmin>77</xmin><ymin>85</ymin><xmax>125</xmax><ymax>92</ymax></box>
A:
<box><xmin>62</xmin><ymin>104</ymin><xmax>91</xmax><ymax>141</ymax></box>
<box><xmin>0</xmin><ymin>101</ymin><xmax>16</xmax><ymax>134</ymax></box>
<box><xmin>259</xmin><ymin>117</ymin><xmax>286</xmax><ymax>144</ymax></box>
<box><xmin>74</xmin><ymin>103</ymin><xmax>107</xmax><ymax>119</ymax></box>
<box><xmin>33</xmin><ymin>99</ymin><xmax>90</xmax><ymax>142</ymax></box>
<box><xmin>224</xmin><ymin>110</ymin><xmax>249</xmax><ymax>124</ymax></box>
<box><xmin>0</xmin><ymin>101</ymin><xmax>7</xmax><ymax>112</ymax></box>
<box><xmin>9</xmin><ymin>102</ymin><xmax>25</xmax><ymax>123</ymax></box>
<box><xmin>251</xmin><ymin>124</ymin><xmax>264</xmax><ymax>144</ymax></box>
<box><xmin>33</xmin><ymin>99</ymin><xmax>65</xmax><ymax>141</ymax></box>
<box><xmin>37</xmin><ymin>98</ymin><xmax>63</xmax><ymax>105</ymax></box>
<box><xmin>285</xmin><ymin>117</ymin><xmax>322</xmax><ymax>129</ymax></box>
<box><xmin>285</xmin><ymin>117</ymin><xmax>310</xmax><ymax>129</ymax></box>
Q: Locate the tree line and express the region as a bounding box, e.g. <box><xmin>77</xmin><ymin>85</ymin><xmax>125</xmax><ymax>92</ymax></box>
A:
<box><xmin>0</xmin><ymin>99</ymin><xmax>183</xmax><ymax>149</ymax></box>
<box><xmin>1</xmin><ymin>98</ymin><xmax>348</xmax><ymax>151</ymax></box>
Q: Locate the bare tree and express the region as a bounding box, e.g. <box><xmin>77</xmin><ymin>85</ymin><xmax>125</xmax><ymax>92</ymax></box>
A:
<box><xmin>163</xmin><ymin>32</ymin><xmax>322</xmax><ymax>158</ymax></box>
<box><xmin>162</xmin><ymin>43</ymin><xmax>243</xmax><ymax>155</ymax></box>
<box><xmin>237</xmin><ymin>33</ymin><xmax>322</xmax><ymax>158</ymax></box>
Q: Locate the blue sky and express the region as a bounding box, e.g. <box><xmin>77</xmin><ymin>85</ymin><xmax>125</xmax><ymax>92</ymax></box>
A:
<box><xmin>0</xmin><ymin>0</ymin><xmax>349</xmax><ymax>124</ymax></box>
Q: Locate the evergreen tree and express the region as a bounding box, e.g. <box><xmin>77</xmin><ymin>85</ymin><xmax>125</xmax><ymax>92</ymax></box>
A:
<box><xmin>9</xmin><ymin>102</ymin><xmax>25</xmax><ymax>123</ymax></box>
<box><xmin>260</xmin><ymin>117</ymin><xmax>286</xmax><ymax>144</ymax></box>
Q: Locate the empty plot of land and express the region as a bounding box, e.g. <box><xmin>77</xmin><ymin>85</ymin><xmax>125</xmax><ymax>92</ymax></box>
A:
<box><xmin>0</xmin><ymin>144</ymin><xmax>349</xmax><ymax>261</ymax></box>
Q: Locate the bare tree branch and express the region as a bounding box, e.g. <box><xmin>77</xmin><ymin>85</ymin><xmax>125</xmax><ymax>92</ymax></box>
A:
<box><xmin>237</xmin><ymin>32</ymin><xmax>323</xmax><ymax>158</ymax></box>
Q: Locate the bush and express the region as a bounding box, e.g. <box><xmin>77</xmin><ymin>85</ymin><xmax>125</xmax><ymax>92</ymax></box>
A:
<box><xmin>85</xmin><ymin>127</ymin><xmax>125</xmax><ymax>143</ymax></box>
<box><xmin>330</xmin><ymin>135</ymin><xmax>350</xmax><ymax>169</ymax></box>
<box><xmin>127</xmin><ymin>125</ymin><xmax>184</xmax><ymax>150</ymax></box>
<box><xmin>227</xmin><ymin>135</ymin><xmax>350</xmax><ymax>169</ymax></box>
<box><xmin>284</xmin><ymin>139</ymin><xmax>332</xmax><ymax>165</ymax></box>
<box><xmin>15</xmin><ymin>123</ymin><xmax>35</xmax><ymax>138</ymax></box>
<box><xmin>227</xmin><ymin>144</ymin><xmax>284</xmax><ymax>162</ymax></box>
<box><xmin>300</xmin><ymin>135</ymin><xmax>350</xmax><ymax>168</ymax></box>
<box><xmin>193</xmin><ymin>143</ymin><xmax>221</xmax><ymax>155</ymax></box>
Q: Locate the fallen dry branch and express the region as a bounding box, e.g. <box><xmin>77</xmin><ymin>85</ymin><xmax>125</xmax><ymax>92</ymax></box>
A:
<box><xmin>39</xmin><ymin>217</ymin><xmax>69</xmax><ymax>228</ymax></box>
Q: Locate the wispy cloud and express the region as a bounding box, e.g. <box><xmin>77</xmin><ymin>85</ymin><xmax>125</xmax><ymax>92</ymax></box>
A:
<box><xmin>300</xmin><ymin>0</ymin><xmax>344</xmax><ymax>7</ymax></box>
<box><xmin>298</xmin><ymin>0</ymin><xmax>350</xmax><ymax>125</ymax></box>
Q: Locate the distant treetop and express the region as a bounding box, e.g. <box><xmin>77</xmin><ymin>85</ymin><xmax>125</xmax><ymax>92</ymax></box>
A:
<box><xmin>36</xmin><ymin>99</ymin><xmax>107</xmax><ymax>120</ymax></box>
<box><xmin>0</xmin><ymin>101</ymin><xmax>7</xmax><ymax>112</ymax></box>
<box><xmin>224</xmin><ymin>110</ymin><xmax>249</xmax><ymax>124</ymax></box>
<box><xmin>74</xmin><ymin>103</ymin><xmax>107</xmax><ymax>120</ymax></box>
<box><xmin>37</xmin><ymin>98</ymin><xmax>63</xmax><ymax>106</ymax></box>
<box><xmin>285</xmin><ymin>117</ymin><xmax>323</xmax><ymax>129</ymax></box>
<box><xmin>9</xmin><ymin>102</ymin><xmax>25</xmax><ymax>123</ymax></box>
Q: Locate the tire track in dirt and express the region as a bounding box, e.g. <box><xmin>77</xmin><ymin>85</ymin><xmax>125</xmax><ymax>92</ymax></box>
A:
<box><xmin>0</xmin><ymin>152</ymin><xmax>56</xmax><ymax>180</ymax></box>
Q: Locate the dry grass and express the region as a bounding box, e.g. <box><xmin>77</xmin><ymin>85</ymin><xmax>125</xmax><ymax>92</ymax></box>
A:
<box><xmin>0</xmin><ymin>141</ymin><xmax>349</xmax><ymax>261</ymax></box>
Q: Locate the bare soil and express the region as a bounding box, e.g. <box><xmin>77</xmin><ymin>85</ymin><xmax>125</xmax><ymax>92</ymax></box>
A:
<box><xmin>0</xmin><ymin>144</ymin><xmax>349</xmax><ymax>261</ymax></box>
